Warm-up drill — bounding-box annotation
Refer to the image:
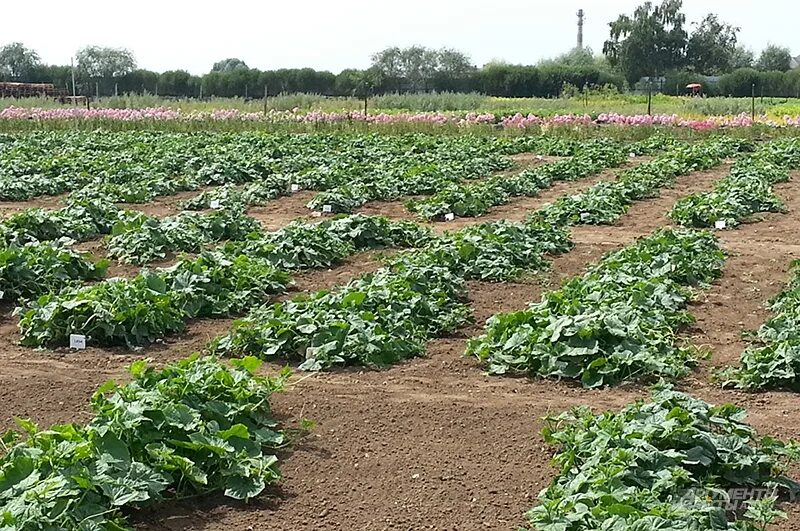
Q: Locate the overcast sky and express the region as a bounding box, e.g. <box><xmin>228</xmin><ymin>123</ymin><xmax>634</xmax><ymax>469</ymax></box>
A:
<box><xmin>3</xmin><ymin>0</ymin><xmax>798</xmax><ymax>74</ymax></box>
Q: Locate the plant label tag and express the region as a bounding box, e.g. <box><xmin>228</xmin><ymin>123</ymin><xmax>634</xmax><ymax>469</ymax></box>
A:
<box><xmin>290</xmin><ymin>184</ymin><xmax>300</xmax><ymax>193</ymax></box>
<box><xmin>444</xmin><ymin>213</ymin><xmax>455</xmax><ymax>221</ymax></box>
<box><xmin>580</xmin><ymin>212</ymin><xmax>591</xmax><ymax>222</ymax></box>
<box><xmin>629</xmin><ymin>153</ymin><xmax>636</xmax><ymax>158</ymax></box>
<box><xmin>69</xmin><ymin>334</ymin><xmax>86</xmax><ymax>350</ymax></box>
<box><xmin>209</xmin><ymin>200</ymin><xmax>220</xmax><ymax>209</ymax></box>
<box><xmin>322</xmin><ymin>204</ymin><xmax>333</xmax><ymax>214</ymax></box>
<box><xmin>714</xmin><ymin>220</ymin><xmax>726</xmax><ymax>229</ymax></box>
<box><xmin>536</xmin><ymin>155</ymin><xmax>544</xmax><ymax>161</ymax></box>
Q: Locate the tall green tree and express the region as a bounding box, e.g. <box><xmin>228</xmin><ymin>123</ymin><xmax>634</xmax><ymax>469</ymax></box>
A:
<box><xmin>371</xmin><ymin>46</ymin><xmax>404</xmax><ymax>92</ymax></box>
<box><xmin>603</xmin><ymin>0</ymin><xmax>688</xmax><ymax>84</ymax></box>
<box><xmin>730</xmin><ymin>46</ymin><xmax>755</xmax><ymax>69</ymax></box>
<box><xmin>0</xmin><ymin>42</ymin><xmax>41</xmax><ymax>81</ymax></box>
<box><xmin>211</xmin><ymin>58</ymin><xmax>248</xmax><ymax>73</ymax></box>
<box><xmin>757</xmin><ymin>44</ymin><xmax>792</xmax><ymax>72</ymax></box>
<box><xmin>76</xmin><ymin>46</ymin><xmax>137</xmax><ymax>95</ymax></box>
<box><xmin>686</xmin><ymin>14</ymin><xmax>739</xmax><ymax>74</ymax></box>
<box><xmin>401</xmin><ymin>46</ymin><xmax>439</xmax><ymax>91</ymax></box>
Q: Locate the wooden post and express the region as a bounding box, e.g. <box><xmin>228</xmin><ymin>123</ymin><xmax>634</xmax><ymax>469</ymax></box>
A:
<box><xmin>70</xmin><ymin>57</ymin><xmax>77</xmax><ymax>97</ymax></box>
<box><xmin>95</xmin><ymin>81</ymin><xmax>99</xmax><ymax>99</ymax></box>
<box><xmin>114</xmin><ymin>82</ymin><xmax>118</xmax><ymax>97</ymax></box>
<box><xmin>263</xmin><ymin>84</ymin><xmax>268</xmax><ymax>115</ymax></box>
<box><xmin>751</xmin><ymin>83</ymin><xmax>756</xmax><ymax>122</ymax></box>
<box><xmin>647</xmin><ymin>80</ymin><xmax>652</xmax><ymax>116</ymax></box>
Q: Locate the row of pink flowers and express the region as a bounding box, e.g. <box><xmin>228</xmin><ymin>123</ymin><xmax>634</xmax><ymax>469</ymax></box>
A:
<box><xmin>500</xmin><ymin>112</ymin><xmax>792</xmax><ymax>130</ymax></box>
<box><xmin>1</xmin><ymin>106</ymin><xmax>799</xmax><ymax>130</ymax></box>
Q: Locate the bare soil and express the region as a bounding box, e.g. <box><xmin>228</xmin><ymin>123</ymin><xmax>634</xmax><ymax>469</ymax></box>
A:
<box><xmin>3</xmin><ymin>165</ymin><xmax>800</xmax><ymax>530</ymax></box>
<box><xmin>0</xmin><ymin>193</ymin><xmax>68</xmax><ymax>217</ymax></box>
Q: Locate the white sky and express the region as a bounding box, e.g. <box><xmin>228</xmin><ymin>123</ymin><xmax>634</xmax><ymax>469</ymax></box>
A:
<box><xmin>2</xmin><ymin>0</ymin><xmax>797</xmax><ymax>74</ymax></box>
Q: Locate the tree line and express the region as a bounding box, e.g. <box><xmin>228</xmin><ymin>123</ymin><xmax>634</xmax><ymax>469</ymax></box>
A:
<box><xmin>1</xmin><ymin>0</ymin><xmax>798</xmax><ymax>100</ymax></box>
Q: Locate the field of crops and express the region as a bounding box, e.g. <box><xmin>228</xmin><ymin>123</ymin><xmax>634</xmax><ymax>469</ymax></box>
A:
<box><xmin>2</xmin><ymin>127</ymin><xmax>800</xmax><ymax>530</ymax></box>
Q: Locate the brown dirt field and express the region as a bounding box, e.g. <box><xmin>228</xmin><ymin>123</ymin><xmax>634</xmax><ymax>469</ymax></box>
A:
<box><xmin>5</xmin><ymin>163</ymin><xmax>800</xmax><ymax>530</ymax></box>
<box><xmin>248</xmin><ymin>191</ymin><xmax>320</xmax><ymax>231</ymax></box>
<box><xmin>0</xmin><ymin>193</ymin><xmax>68</xmax><ymax>217</ymax></box>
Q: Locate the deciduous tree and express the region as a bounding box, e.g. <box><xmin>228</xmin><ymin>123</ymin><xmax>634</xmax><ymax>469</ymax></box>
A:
<box><xmin>687</xmin><ymin>14</ymin><xmax>739</xmax><ymax>74</ymax></box>
<box><xmin>603</xmin><ymin>0</ymin><xmax>688</xmax><ymax>84</ymax></box>
<box><xmin>0</xmin><ymin>42</ymin><xmax>41</xmax><ymax>80</ymax></box>
<box><xmin>757</xmin><ymin>45</ymin><xmax>792</xmax><ymax>72</ymax></box>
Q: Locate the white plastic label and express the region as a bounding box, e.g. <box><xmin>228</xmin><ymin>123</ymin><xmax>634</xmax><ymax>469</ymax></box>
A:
<box><xmin>322</xmin><ymin>204</ymin><xmax>333</xmax><ymax>214</ymax></box>
<box><xmin>714</xmin><ymin>220</ymin><xmax>727</xmax><ymax>229</ymax></box>
<box><xmin>580</xmin><ymin>212</ymin><xmax>591</xmax><ymax>222</ymax></box>
<box><xmin>629</xmin><ymin>153</ymin><xmax>636</xmax><ymax>158</ymax></box>
<box><xmin>209</xmin><ymin>200</ymin><xmax>220</xmax><ymax>209</ymax></box>
<box><xmin>69</xmin><ymin>334</ymin><xmax>86</xmax><ymax>350</ymax></box>
<box><xmin>535</xmin><ymin>155</ymin><xmax>544</xmax><ymax>161</ymax></box>
<box><xmin>290</xmin><ymin>184</ymin><xmax>300</xmax><ymax>192</ymax></box>
<box><xmin>444</xmin><ymin>213</ymin><xmax>455</xmax><ymax>221</ymax></box>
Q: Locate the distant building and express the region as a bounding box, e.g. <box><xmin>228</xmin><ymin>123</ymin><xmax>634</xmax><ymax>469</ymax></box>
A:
<box><xmin>791</xmin><ymin>55</ymin><xmax>800</xmax><ymax>69</ymax></box>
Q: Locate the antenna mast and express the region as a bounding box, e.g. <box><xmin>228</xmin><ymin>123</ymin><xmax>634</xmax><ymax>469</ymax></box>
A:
<box><xmin>577</xmin><ymin>9</ymin><xmax>585</xmax><ymax>49</ymax></box>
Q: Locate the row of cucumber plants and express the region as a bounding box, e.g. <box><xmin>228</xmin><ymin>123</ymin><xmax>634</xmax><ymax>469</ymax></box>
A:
<box><xmin>722</xmin><ymin>260</ymin><xmax>800</xmax><ymax>390</ymax></box>
<box><xmin>15</xmin><ymin>215</ymin><xmax>430</xmax><ymax>348</ymax></box>
<box><xmin>17</xmin><ymin>251</ymin><xmax>290</xmax><ymax>348</ymax></box>
<box><xmin>0</xmin><ymin>355</ymin><xmax>286</xmax><ymax>530</ymax></box>
<box><xmin>406</xmin><ymin>134</ymin><xmax>681</xmax><ymax>221</ymax></box>
<box><xmin>107</xmin><ymin>208</ymin><xmax>262</xmax><ymax>265</ymax></box>
<box><xmin>0</xmin><ymin>199</ymin><xmax>131</xmax><ymax>246</ymax></box>
<box><xmin>528</xmin><ymin>385</ymin><xmax>799</xmax><ymax>530</ymax></box>
<box><xmin>466</xmin><ymin>228</ymin><xmax>725</xmax><ymax>387</ymax></box>
<box><xmin>671</xmin><ymin>138</ymin><xmax>800</xmax><ymax>228</ymax></box>
<box><xmin>0</xmin><ymin>240</ymin><xmax>107</xmax><ymax>302</ymax></box>
<box><xmin>211</xmin><ymin>261</ymin><xmax>471</xmax><ymax>370</ymax></box>
<box><xmin>180</xmin><ymin>174</ymin><xmax>293</xmax><ymax>210</ymax></box>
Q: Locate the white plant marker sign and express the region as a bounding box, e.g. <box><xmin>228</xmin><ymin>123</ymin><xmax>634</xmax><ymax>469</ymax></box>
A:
<box><xmin>290</xmin><ymin>184</ymin><xmax>300</xmax><ymax>193</ymax></box>
<box><xmin>322</xmin><ymin>204</ymin><xmax>333</xmax><ymax>214</ymax></box>
<box><xmin>444</xmin><ymin>213</ymin><xmax>455</xmax><ymax>221</ymax></box>
<box><xmin>714</xmin><ymin>220</ymin><xmax>727</xmax><ymax>230</ymax></box>
<box><xmin>209</xmin><ymin>200</ymin><xmax>221</xmax><ymax>209</ymax></box>
<box><xmin>69</xmin><ymin>334</ymin><xmax>87</xmax><ymax>350</ymax></box>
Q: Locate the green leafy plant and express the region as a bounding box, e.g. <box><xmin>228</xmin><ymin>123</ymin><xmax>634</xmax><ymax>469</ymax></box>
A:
<box><xmin>0</xmin><ymin>355</ymin><xmax>287</xmax><ymax>530</ymax></box>
<box><xmin>106</xmin><ymin>208</ymin><xmax>262</xmax><ymax>265</ymax></box>
<box><xmin>16</xmin><ymin>252</ymin><xmax>289</xmax><ymax>348</ymax></box>
<box><xmin>467</xmin><ymin>229</ymin><xmax>725</xmax><ymax>387</ymax></box>
<box><xmin>527</xmin><ymin>386</ymin><xmax>800</xmax><ymax>530</ymax></box>
<box><xmin>211</xmin><ymin>261</ymin><xmax>470</xmax><ymax>370</ymax></box>
<box><xmin>0</xmin><ymin>240</ymin><xmax>108</xmax><ymax>302</ymax></box>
